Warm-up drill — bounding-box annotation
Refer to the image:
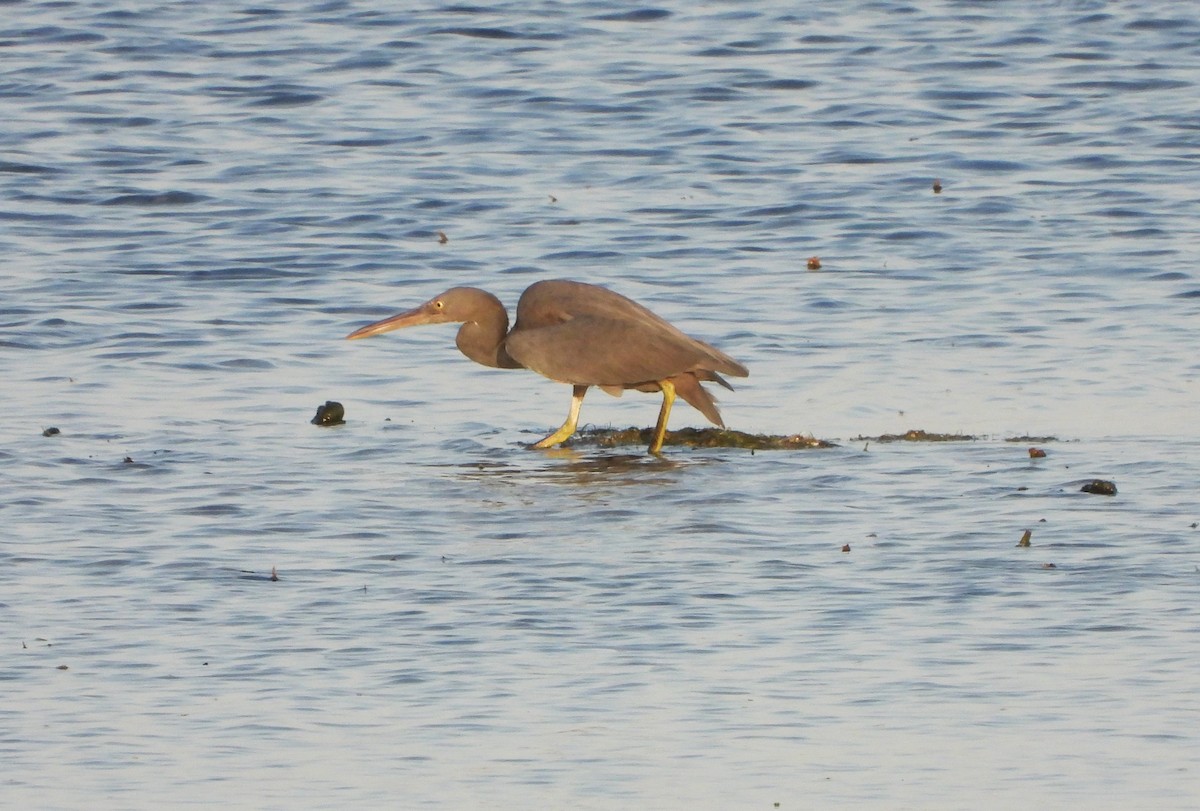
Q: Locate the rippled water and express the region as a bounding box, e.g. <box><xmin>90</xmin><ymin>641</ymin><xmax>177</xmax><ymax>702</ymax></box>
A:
<box><xmin>3</xmin><ymin>1</ymin><xmax>1199</xmax><ymax>808</ymax></box>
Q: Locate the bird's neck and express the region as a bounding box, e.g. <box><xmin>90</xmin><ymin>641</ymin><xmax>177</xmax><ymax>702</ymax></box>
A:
<box><xmin>456</xmin><ymin>306</ymin><xmax>522</xmax><ymax>369</ymax></box>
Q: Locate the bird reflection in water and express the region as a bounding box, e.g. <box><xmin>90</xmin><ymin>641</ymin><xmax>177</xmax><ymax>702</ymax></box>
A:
<box><xmin>455</xmin><ymin>449</ymin><xmax>689</xmax><ymax>490</ymax></box>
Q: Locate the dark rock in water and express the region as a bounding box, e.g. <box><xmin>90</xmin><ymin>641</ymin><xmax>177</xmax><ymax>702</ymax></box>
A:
<box><xmin>42</xmin><ymin>427</ymin><xmax>61</xmax><ymax>437</ymax></box>
<box><xmin>1081</xmin><ymin>479</ymin><xmax>1117</xmax><ymax>496</ymax></box>
<box><xmin>312</xmin><ymin>401</ymin><xmax>345</xmax><ymax>426</ymax></box>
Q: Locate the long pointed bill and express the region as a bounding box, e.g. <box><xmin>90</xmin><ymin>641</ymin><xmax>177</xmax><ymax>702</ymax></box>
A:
<box><xmin>345</xmin><ymin>304</ymin><xmax>442</xmax><ymax>340</ymax></box>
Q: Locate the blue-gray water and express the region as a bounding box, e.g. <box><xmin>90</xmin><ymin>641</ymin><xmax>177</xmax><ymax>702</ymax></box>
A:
<box><xmin>3</xmin><ymin>2</ymin><xmax>1198</xmax><ymax>808</ymax></box>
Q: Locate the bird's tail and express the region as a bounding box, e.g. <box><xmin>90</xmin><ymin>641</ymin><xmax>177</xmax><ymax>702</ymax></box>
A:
<box><xmin>671</xmin><ymin>372</ymin><xmax>727</xmax><ymax>428</ymax></box>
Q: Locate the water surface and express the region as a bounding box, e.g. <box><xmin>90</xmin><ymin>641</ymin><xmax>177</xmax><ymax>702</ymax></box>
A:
<box><xmin>3</xmin><ymin>1</ymin><xmax>1199</xmax><ymax>808</ymax></box>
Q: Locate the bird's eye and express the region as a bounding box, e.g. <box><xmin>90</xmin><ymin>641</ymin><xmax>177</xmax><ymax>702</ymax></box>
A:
<box><xmin>434</xmin><ymin>300</ymin><xmax>444</xmax><ymax>310</ymax></box>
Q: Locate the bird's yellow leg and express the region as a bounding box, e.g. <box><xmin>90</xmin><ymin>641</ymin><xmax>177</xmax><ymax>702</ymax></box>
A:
<box><xmin>648</xmin><ymin>379</ymin><xmax>676</xmax><ymax>455</ymax></box>
<box><xmin>532</xmin><ymin>385</ymin><xmax>588</xmax><ymax>448</ymax></box>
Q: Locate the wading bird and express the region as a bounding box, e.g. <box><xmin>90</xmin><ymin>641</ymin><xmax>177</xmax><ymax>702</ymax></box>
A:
<box><xmin>346</xmin><ymin>279</ymin><xmax>748</xmax><ymax>454</ymax></box>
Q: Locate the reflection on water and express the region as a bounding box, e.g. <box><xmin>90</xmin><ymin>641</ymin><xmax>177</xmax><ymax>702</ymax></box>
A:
<box><xmin>452</xmin><ymin>449</ymin><xmax>694</xmax><ymax>488</ymax></box>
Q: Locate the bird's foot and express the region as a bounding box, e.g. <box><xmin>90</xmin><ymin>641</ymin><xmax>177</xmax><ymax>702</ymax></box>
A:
<box><xmin>530</xmin><ymin>425</ymin><xmax>575</xmax><ymax>449</ymax></box>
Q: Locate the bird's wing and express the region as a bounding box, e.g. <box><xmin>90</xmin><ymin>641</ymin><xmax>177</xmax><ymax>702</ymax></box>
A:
<box><xmin>514</xmin><ymin>280</ymin><xmax>748</xmax><ymax>378</ymax></box>
<box><xmin>505</xmin><ymin>316</ymin><xmax>727</xmax><ymax>387</ymax></box>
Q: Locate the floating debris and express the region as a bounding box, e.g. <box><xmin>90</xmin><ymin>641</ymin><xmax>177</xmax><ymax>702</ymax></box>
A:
<box><xmin>1081</xmin><ymin>479</ymin><xmax>1117</xmax><ymax>496</ymax></box>
<box><xmin>852</xmin><ymin>429</ymin><xmax>977</xmax><ymax>443</ymax></box>
<box><xmin>1028</xmin><ymin>447</ymin><xmax>1047</xmax><ymax>458</ymax></box>
<box><xmin>570</xmin><ymin>426</ymin><xmax>836</xmax><ymax>450</ymax></box>
<box><xmin>42</xmin><ymin>427</ymin><xmax>61</xmax><ymax>437</ymax></box>
<box><xmin>807</xmin><ymin>256</ymin><xmax>822</xmax><ymax>270</ymax></box>
<box><xmin>237</xmin><ymin>568</ymin><xmax>279</xmax><ymax>581</ymax></box>
<box><xmin>1017</xmin><ymin>529</ymin><xmax>1032</xmax><ymax>547</ymax></box>
<box><xmin>311</xmin><ymin>400</ymin><xmax>345</xmax><ymax>426</ymax></box>
<box><xmin>841</xmin><ymin>544</ymin><xmax>851</xmax><ymax>553</ymax></box>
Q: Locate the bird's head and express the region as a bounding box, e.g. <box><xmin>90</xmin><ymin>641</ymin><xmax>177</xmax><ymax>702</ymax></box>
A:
<box><xmin>345</xmin><ymin>287</ymin><xmax>496</xmax><ymax>340</ymax></box>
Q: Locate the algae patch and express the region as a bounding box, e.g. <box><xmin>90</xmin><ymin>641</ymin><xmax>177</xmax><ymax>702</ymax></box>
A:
<box><xmin>570</xmin><ymin>426</ymin><xmax>836</xmax><ymax>450</ymax></box>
